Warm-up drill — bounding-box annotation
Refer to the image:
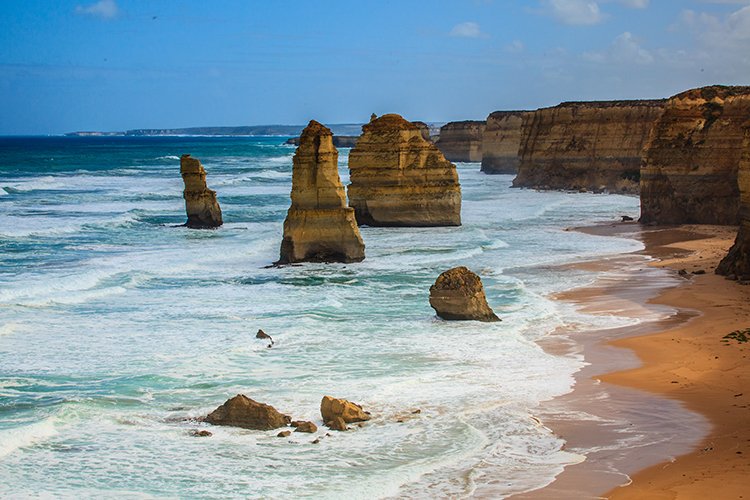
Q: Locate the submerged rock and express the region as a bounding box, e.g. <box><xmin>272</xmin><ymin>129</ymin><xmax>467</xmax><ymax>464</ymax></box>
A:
<box><xmin>180</xmin><ymin>154</ymin><xmax>223</xmax><ymax>228</ymax></box>
<box><xmin>320</xmin><ymin>396</ymin><xmax>370</xmax><ymax>429</ymax></box>
<box><xmin>347</xmin><ymin>113</ymin><xmax>461</xmax><ymax>227</ymax></box>
<box><xmin>292</xmin><ymin>421</ymin><xmax>318</xmax><ymax>433</ymax></box>
<box><xmin>205</xmin><ymin>394</ymin><xmax>291</xmax><ymax>430</ymax></box>
<box><xmin>278</xmin><ymin>120</ymin><xmax>365</xmax><ymax>264</ymax></box>
<box><xmin>429</xmin><ymin>266</ymin><xmax>500</xmax><ymax>322</ymax></box>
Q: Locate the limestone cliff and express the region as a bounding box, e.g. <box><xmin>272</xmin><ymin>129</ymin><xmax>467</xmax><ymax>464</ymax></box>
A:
<box><xmin>513</xmin><ymin>100</ymin><xmax>665</xmax><ymax>193</ymax></box>
<box><xmin>278</xmin><ymin>121</ymin><xmax>365</xmax><ymax>264</ymax></box>
<box><xmin>412</xmin><ymin>121</ymin><xmax>433</xmax><ymax>142</ymax></box>
<box><xmin>347</xmin><ymin>114</ymin><xmax>462</xmax><ymax>227</ymax></box>
<box><xmin>481</xmin><ymin>111</ymin><xmax>528</xmax><ymax>174</ymax></box>
<box><xmin>180</xmin><ymin>154</ymin><xmax>223</xmax><ymax>229</ymax></box>
<box><xmin>435</xmin><ymin>120</ymin><xmax>485</xmax><ymax>162</ymax></box>
<box><xmin>640</xmin><ymin>86</ymin><xmax>750</xmax><ymax>224</ymax></box>
<box><xmin>717</xmin><ymin>125</ymin><xmax>750</xmax><ymax>279</ymax></box>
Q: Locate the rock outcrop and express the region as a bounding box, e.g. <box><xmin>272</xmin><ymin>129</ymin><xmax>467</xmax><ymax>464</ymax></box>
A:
<box><xmin>180</xmin><ymin>154</ymin><xmax>223</xmax><ymax>228</ymax></box>
<box><xmin>320</xmin><ymin>396</ymin><xmax>370</xmax><ymax>429</ymax></box>
<box><xmin>205</xmin><ymin>395</ymin><xmax>291</xmax><ymax>430</ymax></box>
<box><xmin>640</xmin><ymin>86</ymin><xmax>750</xmax><ymax>224</ymax></box>
<box><xmin>717</xmin><ymin>125</ymin><xmax>750</xmax><ymax>279</ymax></box>
<box><xmin>278</xmin><ymin>120</ymin><xmax>365</xmax><ymax>264</ymax></box>
<box><xmin>429</xmin><ymin>266</ymin><xmax>499</xmax><ymax>322</ymax></box>
<box><xmin>435</xmin><ymin>120</ymin><xmax>485</xmax><ymax>162</ymax></box>
<box><xmin>481</xmin><ymin>111</ymin><xmax>528</xmax><ymax>174</ymax></box>
<box><xmin>513</xmin><ymin>100</ymin><xmax>665</xmax><ymax>193</ymax></box>
<box><xmin>347</xmin><ymin>114</ymin><xmax>462</xmax><ymax>226</ymax></box>
<box><xmin>412</xmin><ymin>121</ymin><xmax>433</xmax><ymax>142</ymax></box>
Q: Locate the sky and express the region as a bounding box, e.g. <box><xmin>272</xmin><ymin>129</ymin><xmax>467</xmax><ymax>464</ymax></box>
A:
<box><xmin>1</xmin><ymin>0</ymin><xmax>749</xmax><ymax>134</ymax></box>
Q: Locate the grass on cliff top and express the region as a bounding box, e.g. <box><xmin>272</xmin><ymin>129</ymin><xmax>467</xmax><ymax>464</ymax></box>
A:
<box><xmin>722</xmin><ymin>328</ymin><xmax>750</xmax><ymax>344</ymax></box>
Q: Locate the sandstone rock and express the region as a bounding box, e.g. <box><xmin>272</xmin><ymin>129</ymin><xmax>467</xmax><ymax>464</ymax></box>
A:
<box><xmin>513</xmin><ymin>100</ymin><xmax>665</xmax><ymax>193</ymax></box>
<box><xmin>320</xmin><ymin>396</ymin><xmax>370</xmax><ymax>425</ymax></box>
<box><xmin>189</xmin><ymin>429</ymin><xmax>212</xmax><ymax>437</ymax></box>
<box><xmin>348</xmin><ymin>114</ymin><xmax>461</xmax><ymax>226</ymax></box>
<box><xmin>205</xmin><ymin>394</ymin><xmax>291</xmax><ymax>430</ymax></box>
<box><xmin>277</xmin><ymin>120</ymin><xmax>365</xmax><ymax>264</ymax></box>
<box><xmin>180</xmin><ymin>154</ymin><xmax>223</xmax><ymax>228</ymax></box>
<box><xmin>717</xmin><ymin>123</ymin><xmax>750</xmax><ymax>278</ymax></box>
<box><xmin>326</xmin><ymin>416</ymin><xmax>348</xmax><ymax>431</ymax></box>
<box><xmin>481</xmin><ymin>111</ymin><xmax>529</xmax><ymax>174</ymax></box>
<box><xmin>276</xmin><ymin>430</ymin><xmax>291</xmax><ymax>438</ymax></box>
<box><xmin>292</xmin><ymin>421</ymin><xmax>318</xmax><ymax>433</ymax></box>
<box><xmin>640</xmin><ymin>86</ymin><xmax>750</xmax><ymax>224</ymax></box>
<box><xmin>435</xmin><ymin>120</ymin><xmax>485</xmax><ymax>162</ymax></box>
<box><xmin>429</xmin><ymin>266</ymin><xmax>499</xmax><ymax>322</ymax></box>
<box><xmin>412</xmin><ymin>121</ymin><xmax>433</xmax><ymax>142</ymax></box>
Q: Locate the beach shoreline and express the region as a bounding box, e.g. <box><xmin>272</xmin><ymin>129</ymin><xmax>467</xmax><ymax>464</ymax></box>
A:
<box><xmin>511</xmin><ymin>223</ymin><xmax>749</xmax><ymax>499</ymax></box>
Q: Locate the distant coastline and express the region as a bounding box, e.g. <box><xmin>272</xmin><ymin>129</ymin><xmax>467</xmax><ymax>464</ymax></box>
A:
<box><xmin>64</xmin><ymin>123</ymin><xmax>366</xmax><ymax>138</ymax></box>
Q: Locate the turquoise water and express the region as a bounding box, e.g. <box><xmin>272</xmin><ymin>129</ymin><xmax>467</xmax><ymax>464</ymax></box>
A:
<box><xmin>0</xmin><ymin>136</ymin><xmax>643</xmax><ymax>498</ymax></box>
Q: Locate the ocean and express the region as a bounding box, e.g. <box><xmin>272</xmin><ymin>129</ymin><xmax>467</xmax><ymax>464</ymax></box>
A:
<box><xmin>0</xmin><ymin>136</ymin><xmax>648</xmax><ymax>498</ymax></box>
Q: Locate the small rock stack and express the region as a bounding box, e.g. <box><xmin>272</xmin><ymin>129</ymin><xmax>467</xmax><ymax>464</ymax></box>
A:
<box><xmin>180</xmin><ymin>154</ymin><xmax>223</xmax><ymax>229</ymax></box>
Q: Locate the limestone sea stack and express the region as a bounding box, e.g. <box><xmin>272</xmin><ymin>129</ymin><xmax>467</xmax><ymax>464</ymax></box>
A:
<box><xmin>481</xmin><ymin>111</ymin><xmax>529</xmax><ymax>174</ymax></box>
<box><xmin>640</xmin><ymin>86</ymin><xmax>750</xmax><ymax>224</ymax></box>
<box><xmin>513</xmin><ymin>100</ymin><xmax>665</xmax><ymax>193</ymax></box>
<box><xmin>278</xmin><ymin>120</ymin><xmax>365</xmax><ymax>264</ymax></box>
<box><xmin>717</xmin><ymin>126</ymin><xmax>750</xmax><ymax>279</ymax></box>
<box><xmin>348</xmin><ymin>114</ymin><xmax>462</xmax><ymax>227</ymax></box>
<box><xmin>429</xmin><ymin>266</ymin><xmax>499</xmax><ymax>322</ymax></box>
<box><xmin>435</xmin><ymin>120</ymin><xmax>485</xmax><ymax>162</ymax></box>
<box><xmin>180</xmin><ymin>154</ymin><xmax>223</xmax><ymax>228</ymax></box>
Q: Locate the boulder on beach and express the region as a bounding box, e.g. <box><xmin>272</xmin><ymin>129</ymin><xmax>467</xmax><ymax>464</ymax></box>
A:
<box><xmin>205</xmin><ymin>394</ymin><xmax>291</xmax><ymax>430</ymax></box>
<box><xmin>180</xmin><ymin>154</ymin><xmax>223</xmax><ymax>229</ymax></box>
<box><xmin>429</xmin><ymin>266</ymin><xmax>500</xmax><ymax>322</ymax></box>
<box><xmin>320</xmin><ymin>396</ymin><xmax>370</xmax><ymax>429</ymax></box>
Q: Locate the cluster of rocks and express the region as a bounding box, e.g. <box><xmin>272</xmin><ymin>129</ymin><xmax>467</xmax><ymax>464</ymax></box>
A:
<box><xmin>200</xmin><ymin>394</ymin><xmax>370</xmax><ymax>437</ymax></box>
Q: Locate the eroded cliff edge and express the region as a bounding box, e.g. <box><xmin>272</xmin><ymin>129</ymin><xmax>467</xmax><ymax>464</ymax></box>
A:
<box><xmin>513</xmin><ymin>100</ymin><xmax>665</xmax><ymax>193</ymax></box>
<box><xmin>435</xmin><ymin>120</ymin><xmax>485</xmax><ymax>162</ymax></box>
<box><xmin>717</xmin><ymin>123</ymin><xmax>750</xmax><ymax>278</ymax></box>
<box><xmin>481</xmin><ymin>111</ymin><xmax>528</xmax><ymax>174</ymax></box>
<box><xmin>347</xmin><ymin>114</ymin><xmax>461</xmax><ymax>227</ymax></box>
<box><xmin>640</xmin><ymin>86</ymin><xmax>750</xmax><ymax>225</ymax></box>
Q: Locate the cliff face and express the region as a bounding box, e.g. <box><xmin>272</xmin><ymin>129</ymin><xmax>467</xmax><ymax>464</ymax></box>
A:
<box><xmin>435</xmin><ymin>120</ymin><xmax>485</xmax><ymax>162</ymax></box>
<box><xmin>278</xmin><ymin>120</ymin><xmax>365</xmax><ymax>264</ymax></box>
<box><xmin>513</xmin><ymin>100</ymin><xmax>665</xmax><ymax>193</ymax></box>
<box><xmin>717</xmin><ymin>125</ymin><xmax>750</xmax><ymax>278</ymax></box>
<box><xmin>640</xmin><ymin>86</ymin><xmax>750</xmax><ymax>224</ymax></box>
<box><xmin>347</xmin><ymin>114</ymin><xmax>461</xmax><ymax>227</ymax></box>
<box><xmin>180</xmin><ymin>154</ymin><xmax>223</xmax><ymax>229</ymax></box>
<box><xmin>481</xmin><ymin>111</ymin><xmax>528</xmax><ymax>174</ymax></box>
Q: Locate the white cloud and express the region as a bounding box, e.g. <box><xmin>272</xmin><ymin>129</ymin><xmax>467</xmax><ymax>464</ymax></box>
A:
<box><xmin>546</xmin><ymin>0</ymin><xmax>605</xmax><ymax>25</ymax></box>
<box><xmin>505</xmin><ymin>40</ymin><xmax>525</xmax><ymax>53</ymax></box>
<box><xmin>676</xmin><ymin>5</ymin><xmax>750</xmax><ymax>48</ymax></box>
<box><xmin>449</xmin><ymin>21</ymin><xmax>487</xmax><ymax>38</ymax></box>
<box><xmin>584</xmin><ymin>31</ymin><xmax>654</xmax><ymax>64</ymax></box>
<box><xmin>76</xmin><ymin>0</ymin><xmax>119</xmax><ymax>19</ymax></box>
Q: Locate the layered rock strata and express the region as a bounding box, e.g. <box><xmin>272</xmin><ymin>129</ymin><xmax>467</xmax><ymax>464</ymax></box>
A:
<box><xmin>640</xmin><ymin>86</ymin><xmax>750</xmax><ymax>224</ymax></box>
<box><xmin>429</xmin><ymin>266</ymin><xmax>499</xmax><ymax>322</ymax></box>
<box><xmin>205</xmin><ymin>395</ymin><xmax>291</xmax><ymax>430</ymax></box>
<box><xmin>717</xmin><ymin>126</ymin><xmax>750</xmax><ymax>279</ymax></box>
<box><xmin>513</xmin><ymin>100</ymin><xmax>665</xmax><ymax>193</ymax></box>
<box><xmin>278</xmin><ymin>120</ymin><xmax>365</xmax><ymax>264</ymax></box>
<box><xmin>347</xmin><ymin>114</ymin><xmax>462</xmax><ymax>226</ymax></box>
<box><xmin>481</xmin><ymin>111</ymin><xmax>528</xmax><ymax>174</ymax></box>
<box><xmin>435</xmin><ymin>121</ymin><xmax>485</xmax><ymax>162</ymax></box>
<box><xmin>412</xmin><ymin>121</ymin><xmax>433</xmax><ymax>142</ymax></box>
<box><xmin>180</xmin><ymin>154</ymin><xmax>223</xmax><ymax>228</ymax></box>
<box><xmin>285</xmin><ymin>135</ymin><xmax>358</xmax><ymax>148</ymax></box>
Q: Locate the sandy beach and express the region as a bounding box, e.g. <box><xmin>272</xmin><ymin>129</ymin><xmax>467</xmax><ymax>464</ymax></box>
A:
<box><xmin>513</xmin><ymin>223</ymin><xmax>750</xmax><ymax>499</ymax></box>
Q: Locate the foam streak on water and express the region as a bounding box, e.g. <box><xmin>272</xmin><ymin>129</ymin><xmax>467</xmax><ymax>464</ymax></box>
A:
<box><xmin>0</xmin><ymin>138</ymin><xmax>642</xmax><ymax>498</ymax></box>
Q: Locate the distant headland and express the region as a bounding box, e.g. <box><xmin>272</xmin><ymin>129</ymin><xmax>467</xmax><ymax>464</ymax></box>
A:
<box><xmin>65</xmin><ymin>124</ymin><xmax>367</xmax><ymax>137</ymax></box>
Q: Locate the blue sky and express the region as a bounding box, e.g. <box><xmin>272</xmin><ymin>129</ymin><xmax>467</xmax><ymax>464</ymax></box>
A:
<box><xmin>1</xmin><ymin>0</ymin><xmax>749</xmax><ymax>134</ymax></box>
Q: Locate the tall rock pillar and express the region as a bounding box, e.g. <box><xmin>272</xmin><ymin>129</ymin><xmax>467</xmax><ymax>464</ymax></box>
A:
<box><xmin>180</xmin><ymin>154</ymin><xmax>223</xmax><ymax>229</ymax></box>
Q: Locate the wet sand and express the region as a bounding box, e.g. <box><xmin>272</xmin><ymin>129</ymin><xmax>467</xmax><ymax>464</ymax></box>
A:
<box><xmin>511</xmin><ymin>223</ymin><xmax>750</xmax><ymax>499</ymax></box>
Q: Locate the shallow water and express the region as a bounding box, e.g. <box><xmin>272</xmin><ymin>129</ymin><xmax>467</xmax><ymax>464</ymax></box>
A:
<box><xmin>0</xmin><ymin>136</ymin><xmax>645</xmax><ymax>498</ymax></box>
